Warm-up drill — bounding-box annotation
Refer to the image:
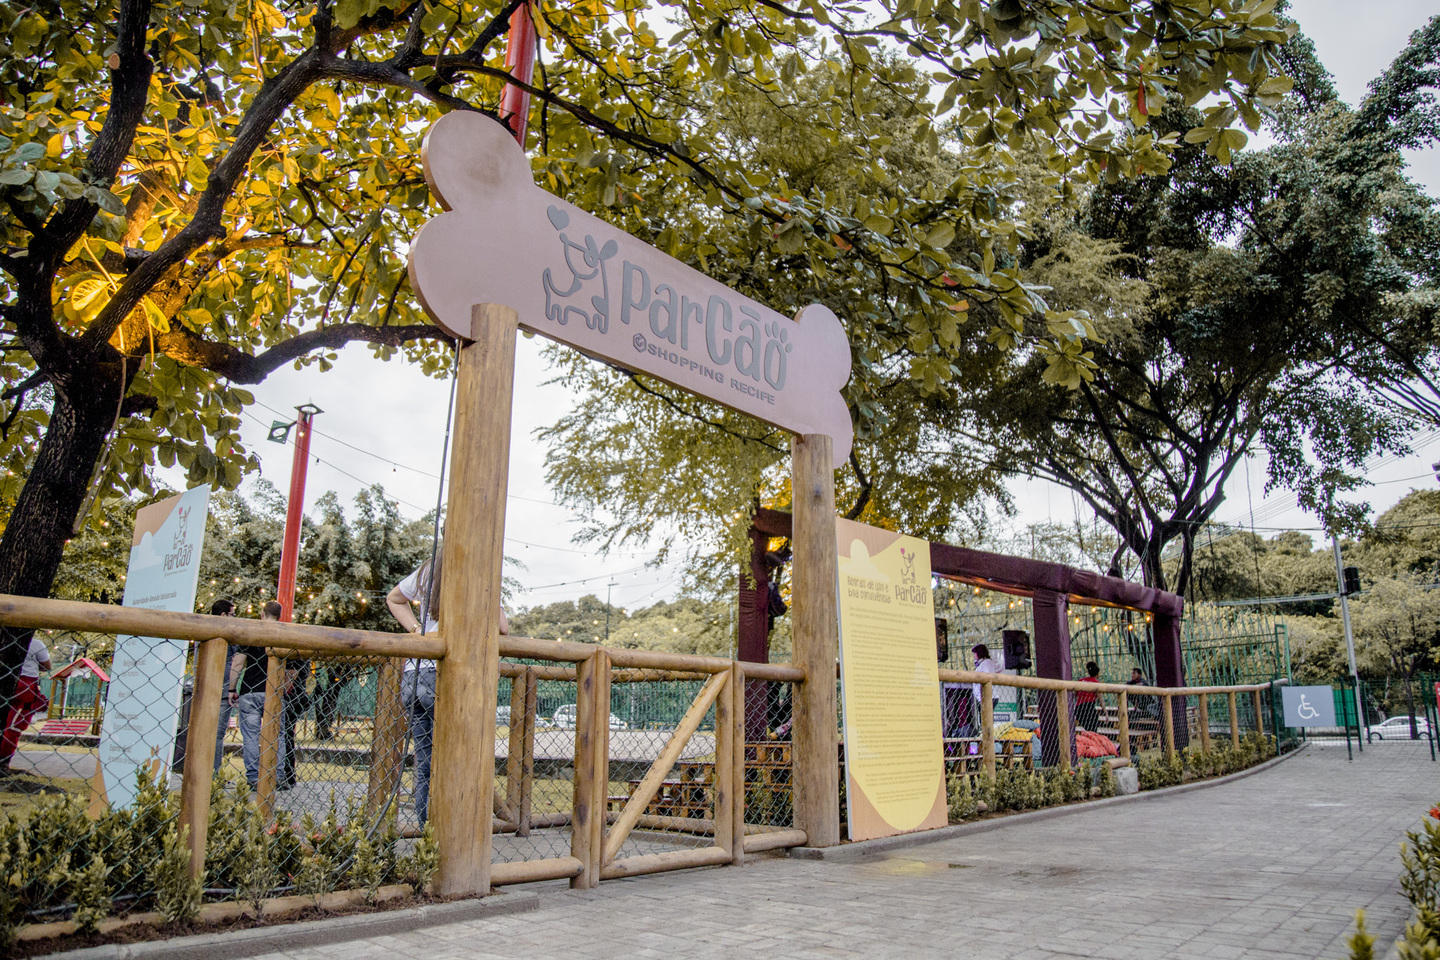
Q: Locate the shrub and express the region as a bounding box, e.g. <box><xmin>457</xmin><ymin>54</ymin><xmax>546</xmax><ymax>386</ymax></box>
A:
<box><xmin>946</xmin><ymin>776</ymin><xmax>978</xmax><ymax>822</ymax></box>
<box><xmin>1347</xmin><ymin>910</ymin><xmax>1376</xmax><ymax>960</ymax></box>
<box><xmin>396</xmin><ymin>823</ymin><xmax>439</xmax><ymax>895</ymax></box>
<box><xmin>975</xmin><ymin>773</ymin><xmax>996</xmax><ymax>813</ymax></box>
<box><xmin>347</xmin><ymin>825</ymin><xmax>384</xmax><ymax>905</ymax></box>
<box><xmin>1345</xmin><ymin>807</ymin><xmax>1440</xmax><ymax>958</ymax></box>
<box><xmin>235</xmin><ymin>819</ymin><xmax>278</xmax><ymax>919</ymax></box>
<box><xmin>71</xmin><ymin>855</ymin><xmax>110</xmax><ymax>936</ymax></box>
<box><xmin>154</xmin><ymin>826</ymin><xmax>201</xmax><ymax>928</ymax></box>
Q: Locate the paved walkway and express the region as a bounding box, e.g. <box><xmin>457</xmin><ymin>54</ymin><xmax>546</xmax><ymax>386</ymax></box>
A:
<box><xmin>245</xmin><ymin>741</ymin><xmax>1434</xmax><ymax>960</ymax></box>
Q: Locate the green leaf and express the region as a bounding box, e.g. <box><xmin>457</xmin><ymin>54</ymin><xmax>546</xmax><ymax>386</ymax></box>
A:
<box><xmin>186</xmin><ymin>155</ymin><xmax>209</xmax><ymax>189</ymax></box>
<box><xmin>926</xmin><ymin>222</ymin><xmax>956</xmax><ymax>248</ymax></box>
<box><xmin>86</xmin><ymin>185</ymin><xmax>127</xmax><ymax>216</ymax></box>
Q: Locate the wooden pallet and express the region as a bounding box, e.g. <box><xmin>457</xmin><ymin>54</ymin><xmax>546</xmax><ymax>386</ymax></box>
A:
<box><xmin>943</xmin><ymin>738</ymin><xmax>1034</xmax><ymax>777</ymax></box>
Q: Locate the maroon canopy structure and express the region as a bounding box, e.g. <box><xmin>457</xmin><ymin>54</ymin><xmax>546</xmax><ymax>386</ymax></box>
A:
<box><xmin>738</xmin><ymin>508</ymin><xmax>1188</xmax><ymax>757</ymax></box>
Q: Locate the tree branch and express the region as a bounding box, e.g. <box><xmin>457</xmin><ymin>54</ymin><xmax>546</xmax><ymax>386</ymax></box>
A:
<box><xmin>146</xmin><ymin>321</ymin><xmax>452</xmax><ymax>383</ymax></box>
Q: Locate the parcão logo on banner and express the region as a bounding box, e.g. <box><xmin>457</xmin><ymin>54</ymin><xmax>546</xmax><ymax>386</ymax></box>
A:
<box><xmin>163</xmin><ymin>506</ymin><xmax>194</xmax><ymax>574</ymax></box>
<box><xmin>542</xmin><ymin>205</ymin><xmax>793</xmax><ymax>398</ymax></box>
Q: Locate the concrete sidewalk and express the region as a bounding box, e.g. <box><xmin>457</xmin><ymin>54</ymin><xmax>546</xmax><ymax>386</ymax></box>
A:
<box><xmin>225</xmin><ymin>740</ymin><xmax>1438</xmax><ymax>960</ymax></box>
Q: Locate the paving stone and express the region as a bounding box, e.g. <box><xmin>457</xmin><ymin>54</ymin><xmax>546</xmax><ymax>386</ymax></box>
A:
<box><xmin>215</xmin><ymin>741</ymin><xmax>1438</xmax><ymax>960</ymax></box>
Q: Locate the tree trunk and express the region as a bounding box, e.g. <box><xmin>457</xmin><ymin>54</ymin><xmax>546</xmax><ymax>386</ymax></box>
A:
<box><xmin>1140</xmin><ymin>534</ymin><xmax>1170</xmax><ymax>593</ymax></box>
<box><xmin>0</xmin><ymin>359</ymin><xmax>130</xmax><ymax>702</ymax></box>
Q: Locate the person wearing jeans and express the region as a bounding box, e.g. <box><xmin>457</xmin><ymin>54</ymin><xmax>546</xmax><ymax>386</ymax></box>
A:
<box><xmin>399</xmin><ymin>664</ymin><xmax>437</xmax><ymax>822</ymax></box>
<box><xmin>387</xmin><ymin>548</ymin><xmax>508</xmax><ymax>824</ymax></box>
<box><xmin>226</xmin><ymin>601</ymin><xmax>297</xmax><ymax>790</ymax></box>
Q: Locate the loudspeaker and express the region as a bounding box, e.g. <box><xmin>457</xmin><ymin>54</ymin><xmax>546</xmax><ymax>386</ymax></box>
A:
<box><xmin>1001</xmin><ymin>629</ymin><xmax>1031</xmax><ymax>671</ymax></box>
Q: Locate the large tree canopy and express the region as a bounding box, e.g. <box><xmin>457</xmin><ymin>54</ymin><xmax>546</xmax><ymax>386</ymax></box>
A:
<box><xmin>0</xmin><ymin>0</ymin><xmax>1294</xmax><ymax>694</ymax></box>
<box><xmin>951</xmin><ymin>19</ymin><xmax>1440</xmax><ymax>596</ymax></box>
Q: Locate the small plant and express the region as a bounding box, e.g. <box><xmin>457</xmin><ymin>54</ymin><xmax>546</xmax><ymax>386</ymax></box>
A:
<box><xmin>348</xmin><ymin>826</ymin><xmax>384</xmax><ymax>904</ymax></box>
<box><xmin>1134</xmin><ymin>753</ymin><xmax>1183</xmax><ymax>790</ymax></box>
<box><xmin>946</xmin><ymin>776</ymin><xmax>978</xmax><ymax>822</ymax></box>
<box><xmin>154</xmin><ymin>826</ymin><xmax>201</xmax><ymax>928</ymax></box>
<box><xmin>1346</xmin><ymin>910</ymin><xmax>1376</xmax><ymax>960</ymax></box>
<box><xmin>396</xmin><ymin>823</ymin><xmax>440</xmax><ymax>896</ymax></box>
<box><xmin>235</xmin><ymin>820</ymin><xmax>278</xmax><ymax>920</ymax></box>
<box><xmin>1098</xmin><ymin>765</ymin><xmax>1117</xmax><ymax>799</ymax></box>
<box><xmin>1401</xmin><ymin>812</ymin><xmax>1440</xmax><ymax>946</ymax></box>
<box><xmin>1020</xmin><ymin>770</ymin><xmax>1045</xmax><ymax>810</ymax></box>
<box><xmin>1044</xmin><ymin>770</ymin><xmax>1066</xmax><ymax>807</ymax></box>
<box><xmin>71</xmin><ymin>855</ymin><xmax>110</xmax><ymax>936</ymax></box>
<box><xmin>975</xmin><ymin>773</ymin><xmax>996</xmax><ymax>813</ymax></box>
<box><xmin>1395</xmin><ymin>919</ymin><xmax>1440</xmax><ymax>960</ymax></box>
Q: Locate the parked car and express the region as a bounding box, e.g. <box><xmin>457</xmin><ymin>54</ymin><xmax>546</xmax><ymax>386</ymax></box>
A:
<box><xmin>1368</xmin><ymin>716</ymin><xmax>1433</xmax><ymax>741</ymax></box>
<box><xmin>550</xmin><ymin>703</ymin><xmax>628</xmax><ymax>730</ymax></box>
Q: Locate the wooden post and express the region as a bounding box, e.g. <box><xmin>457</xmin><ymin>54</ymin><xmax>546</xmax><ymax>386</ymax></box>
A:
<box><xmin>715</xmin><ymin>663</ymin><xmax>737</xmax><ymax>863</ymax></box>
<box><xmin>981</xmin><ymin>679</ymin><xmax>995</xmax><ymax>778</ymax></box>
<box><xmin>589</xmin><ymin>654</ymin><xmax>609</xmax><ymax>873</ymax></box>
<box><xmin>257</xmin><ymin>654</ymin><xmax>284</xmax><ymax>821</ymax></box>
<box><xmin>509</xmin><ymin>666</ymin><xmax>536</xmax><ymax>836</ymax></box>
<box><xmin>1198</xmin><ymin>693</ymin><xmax>1211</xmax><ymax>753</ymax></box>
<box><xmin>1252</xmin><ymin>688</ymin><xmax>1265</xmax><ymax>737</ymax></box>
<box><xmin>429</xmin><ymin>303</ymin><xmax>517</xmax><ymax>898</ymax></box>
<box><xmin>366</xmin><ymin>659</ymin><xmax>405</xmax><ymax>818</ymax></box>
<box><xmin>1161</xmin><ymin>693</ymin><xmax>1177</xmax><ymax>762</ymax></box>
<box><xmin>730</xmin><ymin>662</ymin><xmax>745</xmax><ymax>863</ymax></box>
<box><xmin>1117</xmin><ymin>691</ymin><xmax>1130</xmax><ymax>760</ymax></box>
<box><xmin>571</xmin><ymin>649</ymin><xmax>609</xmax><ymax>888</ymax></box>
<box><xmin>179</xmin><ymin>638</ymin><xmax>226</xmax><ymax>879</ymax></box>
<box><xmin>504</xmin><ymin>669</ymin><xmax>528</xmax><ymax>830</ymax></box>
<box><xmin>1228</xmin><ymin>691</ymin><xmax>1240</xmax><ymax>748</ymax></box>
<box><xmin>790</xmin><ymin>433</ymin><xmax>840</xmax><ymax>848</ymax></box>
<box><xmin>90</xmin><ymin>684</ymin><xmax>103</xmax><ymax>736</ymax></box>
<box><xmin>1055</xmin><ymin>687</ymin><xmax>1071</xmax><ymax>773</ymax></box>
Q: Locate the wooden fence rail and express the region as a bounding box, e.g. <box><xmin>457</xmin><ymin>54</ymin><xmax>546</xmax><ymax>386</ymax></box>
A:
<box><xmin>1</xmin><ymin>593</ymin><xmax>1280</xmax><ymax>905</ymax></box>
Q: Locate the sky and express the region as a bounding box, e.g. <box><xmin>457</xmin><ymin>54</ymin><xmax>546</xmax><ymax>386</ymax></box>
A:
<box><xmin>208</xmin><ymin>1</ymin><xmax>1440</xmax><ymax>611</ymax></box>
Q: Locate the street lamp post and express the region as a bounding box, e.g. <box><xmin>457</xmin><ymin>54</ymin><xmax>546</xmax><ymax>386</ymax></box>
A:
<box><xmin>605</xmin><ymin>579</ymin><xmax>616</xmax><ymax>644</ymax></box>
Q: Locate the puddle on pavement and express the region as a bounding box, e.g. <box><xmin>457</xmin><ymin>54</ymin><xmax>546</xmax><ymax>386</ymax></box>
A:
<box><xmin>855</xmin><ymin>858</ymin><xmax>978</xmax><ymax>877</ymax></box>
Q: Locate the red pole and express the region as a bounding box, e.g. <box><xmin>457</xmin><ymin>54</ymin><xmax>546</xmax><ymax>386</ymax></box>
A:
<box><xmin>276</xmin><ymin>405</ymin><xmax>320</xmax><ymax>623</ymax></box>
<box><xmin>498</xmin><ymin>1</ymin><xmax>538</xmax><ymax>145</ymax></box>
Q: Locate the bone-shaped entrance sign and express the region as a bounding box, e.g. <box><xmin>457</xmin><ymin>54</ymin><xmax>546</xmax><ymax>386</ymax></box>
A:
<box><xmin>407</xmin><ymin>112</ymin><xmax>853</xmax><ymax>467</ymax></box>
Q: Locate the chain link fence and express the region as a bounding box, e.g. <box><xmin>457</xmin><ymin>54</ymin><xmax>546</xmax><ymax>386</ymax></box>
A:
<box><xmin>489</xmin><ymin>664</ymin><xmax>579</xmax><ymax>865</ymax></box>
<box><xmin>1</xmin><ymin>628</ymin><xmax>435</xmax><ymax>932</ymax></box>
<box><xmin>742</xmin><ymin>678</ymin><xmax>793</xmax><ymax>836</ymax></box>
<box><xmin>599</xmin><ymin>668</ymin><xmax>718</xmax><ymax>865</ymax></box>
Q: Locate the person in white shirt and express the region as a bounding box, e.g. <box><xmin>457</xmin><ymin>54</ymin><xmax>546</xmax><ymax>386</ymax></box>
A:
<box><xmin>969</xmin><ymin>643</ymin><xmax>1000</xmax><ymax>727</ymax></box>
<box><xmin>0</xmin><ymin>635</ymin><xmax>51</xmax><ymax>775</ymax></box>
<box><xmin>386</xmin><ymin>551</ymin><xmax>508</xmax><ymax>824</ymax></box>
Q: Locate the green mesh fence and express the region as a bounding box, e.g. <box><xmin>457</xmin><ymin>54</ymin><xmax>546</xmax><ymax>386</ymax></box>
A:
<box><xmin>933</xmin><ymin>582</ymin><xmax>1288</xmax><ymax>687</ymax></box>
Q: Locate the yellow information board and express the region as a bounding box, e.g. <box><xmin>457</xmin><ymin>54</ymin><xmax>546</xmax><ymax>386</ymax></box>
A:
<box><xmin>836</xmin><ymin>518</ymin><xmax>947</xmax><ymax>841</ymax></box>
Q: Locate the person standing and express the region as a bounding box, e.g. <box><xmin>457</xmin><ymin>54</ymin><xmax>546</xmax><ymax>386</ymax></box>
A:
<box><xmin>0</xmin><ymin>635</ymin><xmax>51</xmax><ymax>775</ymax></box>
<box><xmin>387</xmin><ymin>551</ymin><xmax>508</xmax><ymax>824</ymax></box>
<box><xmin>226</xmin><ymin>601</ymin><xmax>299</xmax><ymax>791</ymax></box>
<box><xmin>278</xmin><ymin>660</ymin><xmax>310</xmax><ymax>790</ymax></box>
<box><xmin>1075</xmin><ymin>660</ymin><xmax>1101</xmax><ymax>731</ymax></box>
<box><xmin>969</xmin><ymin>643</ymin><xmax>1000</xmax><ymax>728</ymax></box>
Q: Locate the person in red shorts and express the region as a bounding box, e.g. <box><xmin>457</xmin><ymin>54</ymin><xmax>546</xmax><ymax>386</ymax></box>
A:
<box><xmin>0</xmin><ymin>635</ymin><xmax>51</xmax><ymax>775</ymax></box>
<box><xmin>1075</xmin><ymin>660</ymin><xmax>1101</xmax><ymax>731</ymax></box>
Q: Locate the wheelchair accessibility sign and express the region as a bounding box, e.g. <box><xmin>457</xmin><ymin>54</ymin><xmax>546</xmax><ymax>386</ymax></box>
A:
<box><xmin>1282</xmin><ymin>686</ymin><xmax>1337</xmax><ymax>727</ymax></box>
